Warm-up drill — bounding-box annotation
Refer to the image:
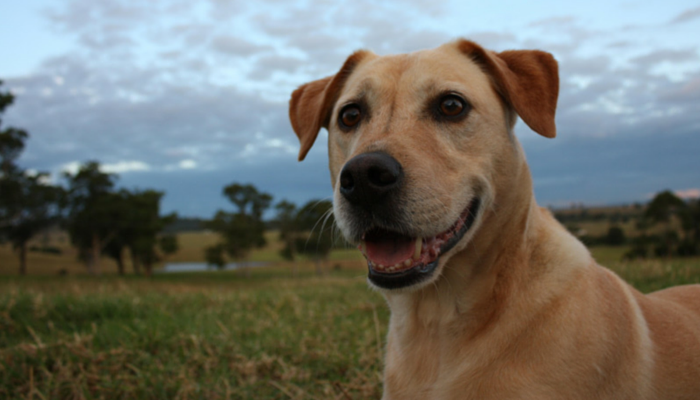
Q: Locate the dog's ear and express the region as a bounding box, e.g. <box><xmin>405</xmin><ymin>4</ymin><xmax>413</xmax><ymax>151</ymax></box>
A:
<box><xmin>289</xmin><ymin>51</ymin><xmax>369</xmax><ymax>161</ymax></box>
<box><xmin>458</xmin><ymin>40</ymin><xmax>559</xmax><ymax>138</ymax></box>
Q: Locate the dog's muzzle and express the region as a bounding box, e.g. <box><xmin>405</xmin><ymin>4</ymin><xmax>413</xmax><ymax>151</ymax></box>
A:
<box><xmin>338</xmin><ymin>152</ymin><xmax>481</xmax><ymax>290</ymax></box>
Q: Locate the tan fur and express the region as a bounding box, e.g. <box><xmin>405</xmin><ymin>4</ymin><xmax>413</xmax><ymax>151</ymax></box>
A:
<box><xmin>288</xmin><ymin>39</ymin><xmax>700</xmax><ymax>399</ymax></box>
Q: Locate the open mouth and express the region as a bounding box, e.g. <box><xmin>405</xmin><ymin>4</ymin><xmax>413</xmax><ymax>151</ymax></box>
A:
<box><xmin>359</xmin><ymin>198</ymin><xmax>481</xmax><ymax>289</ymax></box>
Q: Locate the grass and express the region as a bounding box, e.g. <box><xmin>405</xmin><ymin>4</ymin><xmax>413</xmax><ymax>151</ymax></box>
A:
<box><xmin>2</xmin><ymin>231</ymin><xmax>700</xmax><ymax>399</ymax></box>
<box><xmin>0</xmin><ymin>265</ymin><xmax>386</xmax><ymax>399</ymax></box>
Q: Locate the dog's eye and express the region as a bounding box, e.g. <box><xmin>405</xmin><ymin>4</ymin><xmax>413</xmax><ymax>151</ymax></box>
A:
<box><xmin>439</xmin><ymin>95</ymin><xmax>466</xmax><ymax>117</ymax></box>
<box><xmin>339</xmin><ymin>105</ymin><xmax>361</xmax><ymax>129</ymax></box>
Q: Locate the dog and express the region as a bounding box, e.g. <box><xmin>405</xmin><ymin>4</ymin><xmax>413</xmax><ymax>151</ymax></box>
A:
<box><xmin>288</xmin><ymin>39</ymin><xmax>700</xmax><ymax>399</ymax></box>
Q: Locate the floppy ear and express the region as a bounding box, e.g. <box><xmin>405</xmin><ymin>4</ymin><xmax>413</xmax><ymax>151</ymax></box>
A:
<box><xmin>289</xmin><ymin>50</ymin><xmax>369</xmax><ymax>161</ymax></box>
<box><xmin>289</xmin><ymin>76</ymin><xmax>333</xmax><ymax>161</ymax></box>
<box><xmin>457</xmin><ymin>40</ymin><xmax>559</xmax><ymax>138</ymax></box>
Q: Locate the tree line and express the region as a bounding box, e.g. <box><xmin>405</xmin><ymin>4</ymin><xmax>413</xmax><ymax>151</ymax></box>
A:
<box><xmin>556</xmin><ymin>190</ymin><xmax>700</xmax><ymax>259</ymax></box>
<box><xmin>624</xmin><ymin>191</ymin><xmax>700</xmax><ymax>259</ymax></box>
<box><xmin>202</xmin><ymin>182</ymin><xmax>338</xmax><ymax>276</ymax></box>
<box><xmin>0</xmin><ymin>81</ymin><xmax>178</xmax><ymax>275</ymax></box>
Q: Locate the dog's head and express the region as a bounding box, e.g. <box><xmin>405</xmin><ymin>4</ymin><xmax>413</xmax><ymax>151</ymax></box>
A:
<box><xmin>289</xmin><ymin>40</ymin><xmax>558</xmax><ymax>291</ymax></box>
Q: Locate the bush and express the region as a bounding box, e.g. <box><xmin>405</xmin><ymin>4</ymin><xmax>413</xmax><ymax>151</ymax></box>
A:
<box><xmin>623</xmin><ymin>234</ymin><xmax>659</xmax><ymax>260</ymax></box>
<box><xmin>677</xmin><ymin>240</ymin><xmax>698</xmax><ymax>257</ymax></box>
<box><xmin>605</xmin><ymin>226</ymin><xmax>626</xmax><ymax>246</ymax></box>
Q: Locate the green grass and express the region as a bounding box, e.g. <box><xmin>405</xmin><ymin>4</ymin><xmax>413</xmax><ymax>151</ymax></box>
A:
<box><xmin>0</xmin><ymin>269</ymin><xmax>386</xmax><ymax>399</ymax></box>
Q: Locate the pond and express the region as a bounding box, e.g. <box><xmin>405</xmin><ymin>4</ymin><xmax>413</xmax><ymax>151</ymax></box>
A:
<box><xmin>158</xmin><ymin>261</ymin><xmax>269</xmax><ymax>273</ymax></box>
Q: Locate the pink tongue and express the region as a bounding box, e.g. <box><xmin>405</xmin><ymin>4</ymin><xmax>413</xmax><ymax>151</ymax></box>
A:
<box><xmin>366</xmin><ymin>237</ymin><xmax>415</xmax><ymax>266</ymax></box>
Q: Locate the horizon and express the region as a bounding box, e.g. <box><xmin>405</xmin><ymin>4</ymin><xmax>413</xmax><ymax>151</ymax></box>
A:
<box><xmin>2</xmin><ymin>0</ymin><xmax>699</xmax><ymax>218</ymax></box>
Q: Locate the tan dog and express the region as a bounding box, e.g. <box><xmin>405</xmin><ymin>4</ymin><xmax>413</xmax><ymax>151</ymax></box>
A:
<box><xmin>288</xmin><ymin>39</ymin><xmax>700</xmax><ymax>399</ymax></box>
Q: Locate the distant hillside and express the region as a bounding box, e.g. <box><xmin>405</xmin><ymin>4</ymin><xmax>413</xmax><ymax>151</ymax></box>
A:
<box><xmin>552</xmin><ymin>203</ymin><xmax>644</xmax><ymax>224</ymax></box>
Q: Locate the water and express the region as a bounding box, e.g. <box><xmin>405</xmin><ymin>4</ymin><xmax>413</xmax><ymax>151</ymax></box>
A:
<box><xmin>158</xmin><ymin>261</ymin><xmax>269</xmax><ymax>273</ymax></box>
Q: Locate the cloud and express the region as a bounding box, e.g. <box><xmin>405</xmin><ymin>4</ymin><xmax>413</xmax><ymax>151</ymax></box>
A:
<box><xmin>102</xmin><ymin>160</ymin><xmax>151</xmax><ymax>173</ymax></box>
<box><xmin>675</xmin><ymin>188</ymin><xmax>700</xmax><ymax>199</ymax></box>
<box><xmin>528</xmin><ymin>16</ymin><xmax>576</xmax><ymax>27</ymax></box>
<box><xmin>631</xmin><ymin>49</ymin><xmax>699</xmax><ymax>68</ymax></box>
<box><xmin>669</xmin><ymin>6</ymin><xmax>700</xmax><ymax>24</ymax></box>
<box><xmin>178</xmin><ymin>159</ymin><xmax>197</xmax><ymax>170</ymax></box>
<box><xmin>210</xmin><ymin>35</ymin><xmax>272</xmax><ymax>57</ymax></box>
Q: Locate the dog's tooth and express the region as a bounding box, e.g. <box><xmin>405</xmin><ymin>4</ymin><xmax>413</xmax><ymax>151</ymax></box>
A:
<box><xmin>404</xmin><ymin>259</ymin><xmax>411</xmax><ymax>267</ymax></box>
<box><xmin>414</xmin><ymin>238</ymin><xmax>422</xmax><ymax>260</ymax></box>
<box><xmin>377</xmin><ymin>264</ymin><xmax>385</xmax><ymax>270</ymax></box>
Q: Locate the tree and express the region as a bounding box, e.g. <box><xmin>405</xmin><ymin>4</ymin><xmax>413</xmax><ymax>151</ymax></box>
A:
<box><xmin>1</xmin><ymin>171</ymin><xmax>63</xmax><ymax>275</ymax></box>
<box><xmin>82</xmin><ymin>189</ymin><xmax>178</xmax><ymax>276</ymax></box>
<box><xmin>159</xmin><ymin>234</ymin><xmax>179</xmax><ymax>257</ymax></box>
<box><xmin>678</xmin><ymin>199</ymin><xmax>700</xmax><ymax>256</ymax></box>
<box><xmin>125</xmin><ymin>190</ymin><xmax>176</xmax><ymax>277</ymax></box>
<box><xmin>295</xmin><ymin>199</ymin><xmax>334</xmax><ymax>276</ymax></box>
<box><xmin>205</xmin><ymin>183</ymin><xmax>272</xmax><ymax>274</ymax></box>
<box><xmin>63</xmin><ymin>161</ymin><xmax>119</xmax><ymax>275</ymax></box>
<box><xmin>644</xmin><ymin>190</ymin><xmax>686</xmax><ymax>258</ymax></box>
<box><xmin>205</xmin><ymin>243</ymin><xmax>226</xmax><ymax>269</ymax></box>
<box><xmin>0</xmin><ymin>80</ymin><xmax>27</xmax><ymax>176</ymax></box>
<box><xmin>0</xmin><ymin>80</ymin><xmax>28</xmax><ymax>225</ymax></box>
<box><xmin>605</xmin><ymin>226</ymin><xmax>626</xmax><ymax>246</ymax></box>
<box><xmin>275</xmin><ymin>200</ymin><xmax>301</xmax><ymax>276</ymax></box>
<box><xmin>0</xmin><ymin>81</ymin><xmax>64</xmax><ymax>275</ymax></box>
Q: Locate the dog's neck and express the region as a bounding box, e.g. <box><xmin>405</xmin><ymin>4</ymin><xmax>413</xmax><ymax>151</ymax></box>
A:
<box><xmin>383</xmin><ymin>155</ymin><xmax>591</xmax><ymax>339</ymax></box>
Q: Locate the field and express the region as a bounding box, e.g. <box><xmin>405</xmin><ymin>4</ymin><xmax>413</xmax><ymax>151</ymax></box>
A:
<box><xmin>2</xmin><ymin>230</ymin><xmax>700</xmax><ymax>399</ymax></box>
<box><xmin>0</xmin><ymin>230</ymin><xmax>363</xmax><ymax>277</ymax></box>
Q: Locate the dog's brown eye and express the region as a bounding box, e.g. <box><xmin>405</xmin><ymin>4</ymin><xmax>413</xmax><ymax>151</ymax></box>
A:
<box><xmin>439</xmin><ymin>95</ymin><xmax>465</xmax><ymax>117</ymax></box>
<box><xmin>339</xmin><ymin>105</ymin><xmax>361</xmax><ymax>128</ymax></box>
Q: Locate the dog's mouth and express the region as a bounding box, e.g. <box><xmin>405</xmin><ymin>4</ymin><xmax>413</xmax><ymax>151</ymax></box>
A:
<box><xmin>359</xmin><ymin>197</ymin><xmax>481</xmax><ymax>289</ymax></box>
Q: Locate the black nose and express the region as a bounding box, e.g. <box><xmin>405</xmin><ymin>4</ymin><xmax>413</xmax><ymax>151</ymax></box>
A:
<box><xmin>339</xmin><ymin>152</ymin><xmax>403</xmax><ymax>209</ymax></box>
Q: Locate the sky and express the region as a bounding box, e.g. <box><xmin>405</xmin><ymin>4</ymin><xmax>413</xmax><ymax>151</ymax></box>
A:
<box><xmin>1</xmin><ymin>0</ymin><xmax>699</xmax><ymax>217</ymax></box>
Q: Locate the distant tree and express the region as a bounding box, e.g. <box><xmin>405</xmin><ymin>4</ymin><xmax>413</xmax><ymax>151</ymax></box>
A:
<box><xmin>0</xmin><ymin>171</ymin><xmax>63</xmax><ymax>275</ymax></box>
<box><xmin>673</xmin><ymin>199</ymin><xmax>699</xmax><ymax>256</ymax></box>
<box><xmin>103</xmin><ymin>228</ymin><xmax>128</xmax><ymax>275</ymax></box>
<box><xmin>123</xmin><ymin>190</ymin><xmax>176</xmax><ymax>277</ymax></box>
<box><xmin>645</xmin><ymin>190</ymin><xmax>686</xmax><ymax>258</ymax></box>
<box><xmin>223</xmin><ymin>183</ymin><xmax>273</xmax><ymax>219</ymax></box>
<box><xmin>275</xmin><ymin>200</ymin><xmax>301</xmax><ymax>276</ymax></box>
<box><xmin>159</xmin><ymin>234</ymin><xmax>179</xmax><ymax>256</ymax></box>
<box><xmin>623</xmin><ymin>234</ymin><xmax>658</xmax><ymax>260</ymax></box>
<box><xmin>605</xmin><ymin>226</ymin><xmax>626</xmax><ymax>246</ymax></box>
<box><xmin>645</xmin><ymin>191</ymin><xmax>685</xmax><ymax>225</ymax></box>
<box><xmin>0</xmin><ymin>80</ymin><xmax>28</xmax><ymax>225</ymax></box>
<box><xmin>0</xmin><ymin>81</ymin><xmax>64</xmax><ymax>275</ymax></box>
<box><xmin>63</xmin><ymin>161</ymin><xmax>119</xmax><ymax>275</ymax></box>
<box><xmin>295</xmin><ymin>199</ymin><xmax>334</xmax><ymax>276</ymax></box>
<box><xmin>0</xmin><ymin>80</ymin><xmax>27</xmax><ymax>176</ymax></box>
<box><xmin>205</xmin><ymin>183</ymin><xmax>272</xmax><ymax>274</ymax></box>
<box><xmin>88</xmin><ymin>188</ymin><xmax>176</xmax><ymax>276</ymax></box>
<box><xmin>205</xmin><ymin>243</ymin><xmax>226</xmax><ymax>269</ymax></box>
<box><xmin>680</xmin><ymin>199</ymin><xmax>700</xmax><ymax>244</ymax></box>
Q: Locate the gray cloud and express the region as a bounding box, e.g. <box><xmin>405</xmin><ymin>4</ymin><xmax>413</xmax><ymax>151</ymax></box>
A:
<box><xmin>631</xmin><ymin>48</ymin><xmax>699</xmax><ymax>67</ymax></box>
<box><xmin>210</xmin><ymin>35</ymin><xmax>272</xmax><ymax>57</ymax></box>
<box><xmin>669</xmin><ymin>6</ymin><xmax>700</xmax><ymax>24</ymax></box>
